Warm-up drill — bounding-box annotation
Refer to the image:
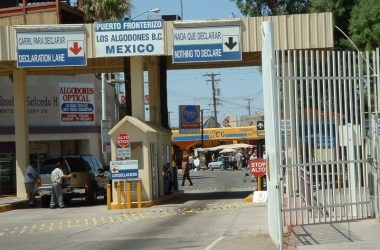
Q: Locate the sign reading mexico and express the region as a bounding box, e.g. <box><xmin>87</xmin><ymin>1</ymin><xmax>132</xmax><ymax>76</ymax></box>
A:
<box><xmin>173</xmin><ymin>25</ymin><xmax>241</xmax><ymax>63</ymax></box>
<box><xmin>59</xmin><ymin>83</ymin><xmax>95</xmax><ymax>126</ymax></box>
<box><xmin>95</xmin><ymin>20</ymin><xmax>164</xmax><ymax>57</ymax></box>
<box><xmin>110</xmin><ymin>160</ymin><xmax>138</xmax><ymax>179</ymax></box>
<box><xmin>16</xmin><ymin>26</ymin><xmax>86</xmax><ymax>68</ymax></box>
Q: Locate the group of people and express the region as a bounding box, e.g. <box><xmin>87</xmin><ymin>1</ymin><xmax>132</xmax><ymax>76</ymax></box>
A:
<box><xmin>220</xmin><ymin>148</ymin><xmax>266</xmax><ymax>171</ymax></box>
<box><xmin>24</xmin><ymin>160</ymin><xmax>71</xmax><ymax>209</ymax></box>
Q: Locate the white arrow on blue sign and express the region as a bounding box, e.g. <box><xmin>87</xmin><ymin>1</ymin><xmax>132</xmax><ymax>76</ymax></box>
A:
<box><xmin>16</xmin><ymin>27</ymin><xmax>86</xmax><ymax>68</ymax></box>
<box><xmin>173</xmin><ymin>25</ymin><xmax>241</xmax><ymax>63</ymax></box>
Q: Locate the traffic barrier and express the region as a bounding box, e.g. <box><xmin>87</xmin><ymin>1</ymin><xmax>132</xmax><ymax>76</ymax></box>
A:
<box><xmin>106</xmin><ymin>179</ymin><xmax>142</xmax><ymax>209</ymax></box>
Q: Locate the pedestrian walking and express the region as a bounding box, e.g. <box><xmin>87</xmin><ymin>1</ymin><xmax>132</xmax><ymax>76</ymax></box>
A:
<box><xmin>50</xmin><ymin>162</ymin><xmax>72</xmax><ymax>209</ymax></box>
<box><xmin>24</xmin><ymin>160</ymin><xmax>39</xmax><ymax>207</ymax></box>
<box><xmin>181</xmin><ymin>157</ymin><xmax>193</xmax><ymax>186</ymax></box>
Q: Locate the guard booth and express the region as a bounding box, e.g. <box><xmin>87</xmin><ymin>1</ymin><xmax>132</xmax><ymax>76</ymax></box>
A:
<box><xmin>108</xmin><ymin>116</ymin><xmax>172</xmax><ymax>207</ymax></box>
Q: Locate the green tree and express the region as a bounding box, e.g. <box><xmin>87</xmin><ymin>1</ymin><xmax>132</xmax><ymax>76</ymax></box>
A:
<box><xmin>348</xmin><ymin>0</ymin><xmax>380</xmax><ymax>51</ymax></box>
<box><xmin>82</xmin><ymin>0</ymin><xmax>132</xmax><ymax>22</ymax></box>
<box><xmin>230</xmin><ymin>0</ymin><xmax>310</xmax><ymax>16</ymax></box>
<box><xmin>309</xmin><ymin>0</ymin><xmax>356</xmax><ymax>50</ymax></box>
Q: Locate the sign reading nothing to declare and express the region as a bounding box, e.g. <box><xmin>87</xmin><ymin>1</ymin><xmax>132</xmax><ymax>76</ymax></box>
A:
<box><xmin>95</xmin><ymin>20</ymin><xmax>164</xmax><ymax>57</ymax></box>
<box><xmin>173</xmin><ymin>25</ymin><xmax>241</xmax><ymax>63</ymax></box>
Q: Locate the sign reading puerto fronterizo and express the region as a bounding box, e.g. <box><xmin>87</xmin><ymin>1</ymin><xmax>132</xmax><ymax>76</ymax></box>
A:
<box><xmin>249</xmin><ymin>158</ymin><xmax>266</xmax><ymax>177</ymax></box>
<box><xmin>95</xmin><ymin>20</ymin><xmax>164</xmax><ymax>57</ymax></box>
<box><xmin>117</xmin><ymin>133</ymin><xmax>130</xmax><ymax>147</ymax></box>
<box><xmin>16</xmin><ymin>26</ymin><xmax>86</xmax><ymax>68</ymax></box>
<box><xmin>173</xmin><ymin>25</ymin><xmax>241</xmax><ymax>63</ymax></box>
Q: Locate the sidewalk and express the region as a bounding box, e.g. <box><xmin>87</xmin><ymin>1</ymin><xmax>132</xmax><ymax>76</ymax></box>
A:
<box><xmin>0</xmin><ymin>195</ymin><xmax>29</xmax><ymax>213</ymax></box>
<box><xmin>286</xmin><ymin>218</ymin><xmax>380</xmax><ymax>249</ymax></box>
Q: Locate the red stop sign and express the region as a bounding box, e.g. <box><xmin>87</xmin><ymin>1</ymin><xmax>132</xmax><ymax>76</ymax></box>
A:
<box><xmin>249</xmin><ymin>158</ymin><xmax>266</xmax><ymax>177</ymax></box>
<box><xmin>117</xmin><ymin>133</ymin><xmax>130</xmax><ymax>147</ymax></box>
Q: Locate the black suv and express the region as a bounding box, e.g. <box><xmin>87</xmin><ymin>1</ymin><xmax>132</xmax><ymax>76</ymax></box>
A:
<box><xmin>37</xmin><ymin>155</ymin><xmax>110</xmax><ymax>207</ymax></box>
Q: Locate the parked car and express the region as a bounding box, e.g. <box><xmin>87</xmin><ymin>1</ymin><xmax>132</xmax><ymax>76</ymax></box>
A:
<box><xmin>208</xmin><ymin>157</ymin><xmax>227</xmax><ymax>171</ymax></box>
<box><xmin>37</xmin><ymin>155</ymin><xmax>110</xmax><ymax>207</ymax></box>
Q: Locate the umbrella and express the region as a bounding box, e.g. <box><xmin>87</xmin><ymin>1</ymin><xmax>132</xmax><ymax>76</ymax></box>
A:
<box><xmin>219</xmin><ymin>148</ymin><xmax>237</xmax><ymax>154</ymax></box>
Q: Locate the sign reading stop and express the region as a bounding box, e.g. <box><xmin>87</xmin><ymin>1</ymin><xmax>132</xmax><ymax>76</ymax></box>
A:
<box><xmin>249</xmin><ymin>158</ymin><xmax>266</xmax><ymax>177</ymax></box>
<box><xmin>117</xmin><ymin>133</ymin><xmax>130</xmax><ymax>147</ymax></box>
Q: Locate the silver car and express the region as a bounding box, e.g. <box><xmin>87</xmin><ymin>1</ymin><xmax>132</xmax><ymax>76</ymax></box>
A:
<box><xmin>208</xmin><ymin>157</ymin><xmax>227</xmax><ymax>171</ymax></box>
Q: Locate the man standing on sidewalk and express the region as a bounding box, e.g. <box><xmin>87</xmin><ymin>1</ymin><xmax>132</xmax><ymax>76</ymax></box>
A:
<box><xmin>24</xmin><ymin>160</ymin><xmax>38</xmax><ymax>207</ymax></box>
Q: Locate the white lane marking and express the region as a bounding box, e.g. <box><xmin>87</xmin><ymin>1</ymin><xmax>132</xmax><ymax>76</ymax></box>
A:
<box><xmin>204</xmin><ymin>236</ymin><xmax>224</xmax><ymax>250</ymax></box>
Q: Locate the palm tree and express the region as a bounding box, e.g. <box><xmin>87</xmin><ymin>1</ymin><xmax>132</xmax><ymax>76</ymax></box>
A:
<box><xmin>82</xmin><ymin>0</ymin><xmax>133</xmax><ymax>22</ymax></box>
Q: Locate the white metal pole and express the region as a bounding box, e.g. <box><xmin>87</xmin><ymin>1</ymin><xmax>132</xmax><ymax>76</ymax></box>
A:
<box><xmin>262</xmin><ymin>21</ymin><xmax>283</xmax><ymax>249</ymax></box>
<box><xmin>101</xmin><ymin>73</ymin><xmax>106</xmax><ymax>120</ymax></box>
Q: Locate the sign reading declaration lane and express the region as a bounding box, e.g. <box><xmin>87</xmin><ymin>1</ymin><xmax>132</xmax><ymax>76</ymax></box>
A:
<box><xmin>173</xmin><ymin>25</ymin><xmax>241</xmax><ymax>63</ymax></box>
<box><xmin>95</xmin><ymin>20</ymin><xmax>164</xmax><ymax>57</ymax></box>
<box><xmin>16</xmin><ymin>26</ymin><xmax>86</xmax><ymax>68</ymax></box>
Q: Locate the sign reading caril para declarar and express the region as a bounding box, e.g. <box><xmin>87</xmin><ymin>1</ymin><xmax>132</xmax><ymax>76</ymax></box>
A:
<box><xmin>95</xmin><ymin>20</ymin><xmax>164</xmax><ymax>57</ymax></box>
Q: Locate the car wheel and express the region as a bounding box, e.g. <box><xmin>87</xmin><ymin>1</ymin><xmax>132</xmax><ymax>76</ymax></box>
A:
<box><xmin>210</xmin><ymin>167</ymin><xmax>214</xmax><ymax>171</ymax></box>
<box><xmin>41</xmin><ymin>195</ymin><xmax>51</xmax><ymax>208</ymax></box>
<box><xmin>86</xmin><ymin>188</ymin><xmax>97</xmax><ymax>204</ymax></box>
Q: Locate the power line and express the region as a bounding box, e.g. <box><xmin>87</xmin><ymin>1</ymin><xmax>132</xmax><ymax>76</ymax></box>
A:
<box><xmin>203</xmin><ymin>72</ymin><xmax>221</xmax><ymax>125</ymax></box>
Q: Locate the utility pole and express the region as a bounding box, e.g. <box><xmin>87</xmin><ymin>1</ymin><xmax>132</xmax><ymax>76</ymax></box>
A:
<box><xmin>200</xmin><ymin>109</ymin><xmax>211</xmax><ymax>148</ymax></box>
<box><xmin>203</xmin><ymin>72</ymin><xmax>220</xmax><ymax>126</ymax></box>
<box><xmin>244</xmin><ymin>98</ymin><xmax>254</xmax><ymax>115</ymax></box>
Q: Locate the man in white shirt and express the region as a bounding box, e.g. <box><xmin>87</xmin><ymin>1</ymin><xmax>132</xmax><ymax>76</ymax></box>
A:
<box><xmin>24</xmin><ymin>160</ymin><xmax>38</xmax><ymax>207</ymax></box>
<box><xmin>50</xmin><ymin>162</ymin><xmax>72</xmax><ymax>209</ymax></box>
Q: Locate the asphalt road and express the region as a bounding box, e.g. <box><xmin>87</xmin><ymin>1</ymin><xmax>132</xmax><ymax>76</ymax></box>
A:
<box><xmin>0</xmin><ymin>169</ymin><xmax>276</xmax><ymax>250</ymax></box>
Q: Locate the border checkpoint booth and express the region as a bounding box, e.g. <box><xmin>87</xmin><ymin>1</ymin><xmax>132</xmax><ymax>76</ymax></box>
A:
<box><xmin>108</xmin><ymin>115</ymin><xmax>173</xmax><ymax>208</ymax></box>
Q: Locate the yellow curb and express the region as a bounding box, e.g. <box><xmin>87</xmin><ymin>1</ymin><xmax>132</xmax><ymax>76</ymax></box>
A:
<box><xmin>0</xmin><ymin>204</ymin><xmax>13</xmax><ymax>213</ymax></box>
<box><xmin>244</xmin><ymin>194</ymin><xmax>253</xmax><ymax>203</ymax></box>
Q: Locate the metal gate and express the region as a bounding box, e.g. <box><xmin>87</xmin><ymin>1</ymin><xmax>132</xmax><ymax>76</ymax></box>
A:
<box><xmin>274</xmin><ymin>49</ymin><xmax>380</xmax><ymax>226</ymax></box>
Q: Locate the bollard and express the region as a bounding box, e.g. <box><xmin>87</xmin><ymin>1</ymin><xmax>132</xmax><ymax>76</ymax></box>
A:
<box><xmin>106</xmin><ymin>183</ymin><xmax>111</xmax><ymax>210</ymax></box>
<box><xmin>137</xmin><ymin>181</ymin><xmax>142</xmax><ymax>208</ymax></box>
<box><xmin>116</xmin><ymin>182</ymin><xmax>122</xmax><ymax>209</ymax></box>
<box><xmin>126</xmin><ymin>182</ymin><xmax>131</xmax><ymax>209</ymax></box>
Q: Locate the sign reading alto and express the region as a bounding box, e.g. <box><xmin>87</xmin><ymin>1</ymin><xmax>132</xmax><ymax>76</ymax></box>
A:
<box><xmin>16</xmin><ymin>25</ymin><xmax>86</xmax><ymax>68</ymax></box>
<box><xmin>173</xmin><ymin>25</ymin><xmax>241</xmax><ymax>63</ymax></box>
<box><xmin>95</xmin><ymin>20</ymin><xmax>164</xmax><ymax>57</ymax></box>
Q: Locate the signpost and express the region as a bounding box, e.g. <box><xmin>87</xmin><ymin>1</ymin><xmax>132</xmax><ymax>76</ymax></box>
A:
<box><xmin>172</xmin><ymin>25</ymin><xmax>241</xmax><ymax>63</ymax></box>
<box><xmin>16</xmin><ymin>26</ymin><xmax>86</xmax><ymax>68</ymax></box>
<box><xmin>249</xmin><ymin>158</ymin><xmax>266</xmax><ymax>191</ymax></box>
<box><xmin>95</xmin><ymin>20</ymin><xmax>164</xmax><ymax>57</ymax></box>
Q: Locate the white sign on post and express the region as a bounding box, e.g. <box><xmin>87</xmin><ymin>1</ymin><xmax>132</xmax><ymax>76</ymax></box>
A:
<box><xmin>95</xmin><ymin>20</ymin><xmax>164</xmax><ymax>57</ymax></box>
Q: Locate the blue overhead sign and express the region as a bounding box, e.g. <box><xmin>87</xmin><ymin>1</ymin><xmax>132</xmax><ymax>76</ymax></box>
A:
<box><xmin>173</xmin><ymin>26</ymin><xmax>241</xmax><ymax>63</ymax></box>
<box><xmin>16</xmin><ymin>26</ymin><xmax>86</xmax><ymax>68</ymax></box>
<box><xmin>95</xmin><ymin>20</ymin><xmax>164</xmax><ymax>57</ymax></box>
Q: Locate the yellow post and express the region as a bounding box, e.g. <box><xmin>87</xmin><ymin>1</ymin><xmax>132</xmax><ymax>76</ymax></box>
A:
<box><xmin>126</xmin><ymin>182</ymin><xmax>131</xmax><ymax>209</ymax></box>
<box><xmin>258</xmin><ymin>177</ymin><xmax>262</xmax><ymax>191</ymax></box>
<box><xmin>106</xmin><ymin>184</ymin><xmax>111</xmax><ymax>210</ymax></box>
<box><xmin>117</xmin><ymin>182</ymin><xmax>122</xmax><ymax>209</ymax></box>
<box><xmin>137</xmin><ymin>181</ymin><xmax>142</xmax><ymax>208</ymax></box>
<box><xmin>123</xmin><ymin>181</ymin><xmax>127</xmax><ymax>209</ymax></box>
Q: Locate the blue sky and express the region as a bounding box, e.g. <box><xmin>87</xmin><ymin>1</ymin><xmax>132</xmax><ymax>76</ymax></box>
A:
<box><xmin>72</xmin><ymin>0</ymin><xmax>264</xmax><ymax>127</ymax></box>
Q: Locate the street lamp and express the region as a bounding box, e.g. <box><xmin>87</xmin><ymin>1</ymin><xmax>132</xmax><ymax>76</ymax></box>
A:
<box><xmin>128</xmin><ymin>8</ymin><xmax>160</xmax><ymax>21</ymax></box>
